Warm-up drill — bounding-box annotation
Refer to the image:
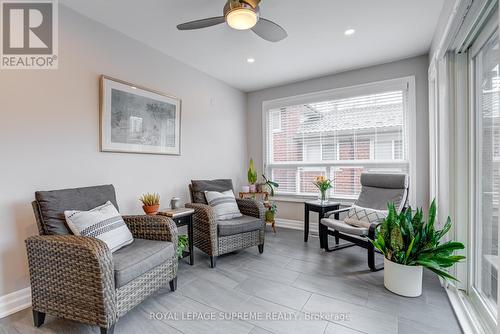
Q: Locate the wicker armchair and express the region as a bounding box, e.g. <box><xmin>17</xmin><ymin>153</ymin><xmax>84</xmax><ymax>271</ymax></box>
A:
<box><xmin>185</xmin><ymin>179</ymin><xmax>265</xmax><ymax>268</ymax></box>
<box><xmin>26</xmin><ymin>185</ymin><xmax>178</xmax><ymax>334</ymax></box>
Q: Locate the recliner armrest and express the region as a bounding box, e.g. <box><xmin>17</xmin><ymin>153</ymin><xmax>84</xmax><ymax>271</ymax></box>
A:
<box><xmin>25</xmin><ymin>235</ymin><xmax>116</xmax><ymax>328</ymax></box>
<box><xmin>325</xmin><ymin>206</ymin><xmax>351</xmax><ymax>218</ymax></box>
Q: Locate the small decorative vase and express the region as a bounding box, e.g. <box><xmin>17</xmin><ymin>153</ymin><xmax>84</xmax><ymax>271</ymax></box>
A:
<box><xmin>249</xmin><ymin>184</ymin><xmax>256</xmax><ymax>193</ymax></box>
<box><xmin>170</xmin><ymin>197</ymin><xmax>180</xmax><ymax>210</ymax></box>
<box><xmin>318</xmin><ymin>190</ymin><xmax>328</xmax><ymax>203</ymax></box>
<box><xmin>384</xmin><ymin>258</ymin><xmax>423</xmax><ymax>297</ymax></box>
<box><xmin>143</xmin><ymin>204</ymin><xmax>160</xmax><ymax>216</ymax></box>
<box><xmin>242</xmin><ymin>185</ymin><xmax>250</xmax><ymax>193</ymax></box>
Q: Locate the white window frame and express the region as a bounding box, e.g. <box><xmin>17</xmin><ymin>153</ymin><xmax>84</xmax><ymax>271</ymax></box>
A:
<box><xmin>467</xmin><ymin>13</ymin><xmax>499</xmax><ymax>331</ymax></box>
<box><xmin>261</xmin><ymin>76</ymin><xmax>417</xmax><ymax>206</ymax></box>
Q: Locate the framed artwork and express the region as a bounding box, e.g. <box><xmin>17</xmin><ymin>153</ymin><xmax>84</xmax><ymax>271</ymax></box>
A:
<box><xmin>100</xmin><ymin>75</ymin><xmax>181</xmax><ymax>155</ymax></box>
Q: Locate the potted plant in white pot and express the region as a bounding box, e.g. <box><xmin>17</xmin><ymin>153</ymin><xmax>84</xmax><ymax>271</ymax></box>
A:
<box><xmin>371</xmin><ymin>200</ymin><xmax>465</xmax><ymax>297</ymax></box>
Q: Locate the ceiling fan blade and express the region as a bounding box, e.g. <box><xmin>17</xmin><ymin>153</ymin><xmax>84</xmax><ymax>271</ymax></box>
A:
<box><xmin>251</xmin><ymin>18</ymin><xmax>287</xmax><ymax>42</ymax></box>
<box><xmin>177</xmin><ymin>16</ymin><xmax>225</xmax><ymax>30</ymax></box>
<box><xmin>242</xmin><ymin>0</ymin><xmax>261</xmax><ymax>9</ymax></box>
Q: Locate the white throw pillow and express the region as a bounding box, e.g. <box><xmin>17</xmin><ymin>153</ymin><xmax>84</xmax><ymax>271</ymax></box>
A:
<box><xmin>64</xmin><ymin>201</ymin><xmax>133</xmax><ymax>252</ymax></box>
<box><xmin>344</xmin><ymin>205</ymin><xmax>388</xmax><ymax>229</ymax></box>
<box><xmin>204</xmin><ymin>190</ymin><xmax>242</xmax><ymax>220</ymax></box>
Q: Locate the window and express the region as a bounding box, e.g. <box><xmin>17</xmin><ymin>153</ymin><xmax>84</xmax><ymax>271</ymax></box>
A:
<box><xmin>264</xmin><ymin>78</ymin><xmax>413</xmax><ymax>199</ymax></box>
<box><xmin>270</xmin><ymin>109</ymin><xmax>282</xmax><ymax>132</ymax></box>
<box><xmin>470</xmin><ymin>22</ymin><xmax>499</xmax><ymax>322</ymax></box>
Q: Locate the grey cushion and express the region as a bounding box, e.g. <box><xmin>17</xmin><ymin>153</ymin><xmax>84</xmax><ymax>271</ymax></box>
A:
<box><xmin>191</xmin><ymin>179</ymin><xmax>234</xmax><ymax>204</ymax></box>
<box><xmin>360</xmin><ymin>173</ymin><xmax>408</xmax><ymax>189</ymax></box>
<box><xmin>356</xmin><ymin>186</ymin><xmax>407</xmax><ymax>211</ymax></box>
<box><xmin>35</xmin><ymin>185</ymin><xmax>118</xmax><ymax>235</ymax></box>
<box><xmin>320</xmin><ymin>218</ymin><xmax>368</xmax><ymax>236</ymax></box>
<box><xmin>112</xmin><ymin>238</ymin><xmax>175</xmax><ymax>288</ymax></box>
<box><xmin>217</xmin><ymin>215</ymin><xmax>263</xmax><ymax>237</ymax></box>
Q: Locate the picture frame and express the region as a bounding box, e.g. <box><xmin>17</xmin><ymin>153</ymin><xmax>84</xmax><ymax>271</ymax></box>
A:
<box><xmin>100</xmin><ymin>75</ymin><xmax>181</xmax><ymax>155</ymax></box>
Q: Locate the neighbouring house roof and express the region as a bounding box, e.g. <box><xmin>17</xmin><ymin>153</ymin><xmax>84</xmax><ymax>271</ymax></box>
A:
<box><xmin>297</xmin><ymin>91</ymin><xmax>404</xmax><ymax>134</ymax></box>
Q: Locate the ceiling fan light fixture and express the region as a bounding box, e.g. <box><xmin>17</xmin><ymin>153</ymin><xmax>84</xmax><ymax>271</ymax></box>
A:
<box><xmin>226</xmin><ymin>8</ymin><xmax>258</xmax><ymax>30</ymax></box>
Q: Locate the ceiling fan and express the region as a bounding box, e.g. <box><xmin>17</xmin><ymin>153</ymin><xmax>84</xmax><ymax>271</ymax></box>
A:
<box><xmin>177</xmin><ymin>0</ymin><xmax>287</xmax><ymax>42</ymax></box>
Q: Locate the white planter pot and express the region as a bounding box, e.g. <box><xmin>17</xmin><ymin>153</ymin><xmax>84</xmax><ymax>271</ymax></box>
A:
<box><xmin>384</xmin><ymin>258</ymin><xmax>423</xmax><ymax>297</ymax></box>
<box><xmin>249</xmin><ymin>184</ymin><xmax>256</xmax><ymax>193</ymax></box>
<box><xmin>241</xmin><ymin>185</ymin><xmax>250</xmax><ymax>193</ymax></box>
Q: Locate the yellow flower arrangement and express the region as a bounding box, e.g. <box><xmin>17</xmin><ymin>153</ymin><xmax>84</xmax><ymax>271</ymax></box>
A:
<box><xmin>313</xmin><ymin>175</ymin><xmax>333</xmax><ymax>202</ymax></box>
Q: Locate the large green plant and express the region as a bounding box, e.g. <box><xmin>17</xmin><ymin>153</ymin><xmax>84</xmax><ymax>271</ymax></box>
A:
<box><xmin>371</xmin><ymin>200</ymin><xmax>465</xmax><ymax>281</ymax></box>
<box><xmin>247</xmin><ymin>158</ymin><xmax>257</xmax><ymax>185</ymax></box>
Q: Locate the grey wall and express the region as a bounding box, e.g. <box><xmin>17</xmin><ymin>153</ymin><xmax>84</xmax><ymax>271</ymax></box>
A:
<box><xmin>0</xmin><ymin>6</ymin><xmax>247</xmax><ymax>297</ymax></box>
<box><xmin>247</xmin><ymin>55</ymin><xmax>430</xmax><ymax>221</ymax></box>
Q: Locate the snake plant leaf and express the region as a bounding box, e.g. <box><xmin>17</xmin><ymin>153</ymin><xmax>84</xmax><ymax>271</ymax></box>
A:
<box><xmin>390</xmin><ymin>227</ymin><xmax>404</xmax><ymax>252</ymax></box>
<box><xmin>416</xmin><ymin>259</ymin><xmax>460</xmax><ymax>281</ymax></box>
<box><xmin>404</xmin><ymin>237</ymin><xmax>415</xmax><ymax>264</ymax></box>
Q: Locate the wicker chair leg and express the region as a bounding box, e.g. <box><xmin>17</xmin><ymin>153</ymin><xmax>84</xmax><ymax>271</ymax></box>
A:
<box><xmin>210</xmin><ymin>256</ymin><xmax>217</xmax><ymax>268</ymax></box>
<box><xmin>258</xmin><ymin>244</ymin><xmax>264</xmax><ymax>254</ymax></box>
<box><xmin>32</xmin><ymin>310</ymin><xmax>45</xmax><ymax>328</ymax></box>
<box><xmin>100</xmin><ymin>325</ymin><xmax>115</xmax><ymax>334</ymax></box>
<box><xmin>169</xmin><ymin>277</ymin><xmax>177</xmax><ymax>292</ymax></box>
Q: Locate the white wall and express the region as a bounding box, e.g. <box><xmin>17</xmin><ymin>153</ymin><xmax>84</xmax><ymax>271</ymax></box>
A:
<box><xmin>0</xmin><ymin>5</ymin><xmax>247</xmax><ymax>298</ymax></box>
<box><xmin>247</xmin><ymin>55</ymin><xmax>430</xmax><ymax>221</ymax></box>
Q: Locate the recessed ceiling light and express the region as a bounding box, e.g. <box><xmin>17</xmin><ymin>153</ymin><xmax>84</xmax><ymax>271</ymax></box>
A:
<box><xmin>344</xmin><ymin>28</ymin><xmax>356</xmax><ymax>36</ymax></box>
<box><xmin>131</xmin><ymin>86</ymin><xmax>137</xmax><ymax>89</ymax></box>
<box><xmin>247</xmin><ymin>57</ymin><xmax>255</xmax><ymax>63</ymax></box>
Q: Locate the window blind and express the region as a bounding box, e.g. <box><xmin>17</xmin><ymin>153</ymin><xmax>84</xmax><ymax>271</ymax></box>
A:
<box><xmin>265</xmin><ymin>89</ymin><xmax>409</xmax><ymax>199</ymax></box>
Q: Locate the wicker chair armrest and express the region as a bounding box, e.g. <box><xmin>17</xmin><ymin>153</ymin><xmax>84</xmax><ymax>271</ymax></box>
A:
<box><xmin>185</xmin><ymin>203</ymin><xmax>216</xmax><ymax>224</ymax></box>
<box><xmin>122</xmin><ymin>215</ymin><xmax>178</xmax><ymax>249</ymax></box>
<box><xmin>25</xmin><ymin>235</ymin><xmax>116</xmax><ymax>327</ymax></box>
<box><xmin>236</xmin><ymin>198</ymin><xmax>265</xmax><ymax>220</ymax></box>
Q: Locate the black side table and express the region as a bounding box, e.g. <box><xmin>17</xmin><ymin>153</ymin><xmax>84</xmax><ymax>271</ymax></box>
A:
<box><xmin>304</xmin><ymin>201</ymin><xmax>340</xmax><ymax>243</ymax></box>
<box><xmin>158</xmin><ymin>208</ymin><xmax>194</xmax><ymax>265</ymax></box>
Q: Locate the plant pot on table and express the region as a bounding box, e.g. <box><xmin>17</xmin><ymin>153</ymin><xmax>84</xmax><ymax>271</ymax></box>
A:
<box><xmin>143</xmin><ymin>204</ymin><xmax>160</xmax><ymax>216</ymax></box>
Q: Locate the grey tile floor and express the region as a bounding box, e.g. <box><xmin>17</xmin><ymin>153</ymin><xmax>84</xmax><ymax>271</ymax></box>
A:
<box><xmin>0</xmin><ymin>228</ymin><xmax>462</xmax><ymax>334</ymax></box>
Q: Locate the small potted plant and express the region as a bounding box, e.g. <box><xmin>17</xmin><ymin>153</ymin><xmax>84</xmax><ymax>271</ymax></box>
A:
<box><xmin>265</xmin><ymin>203</ymin><xmax>278</xmax><ymax>222</ymax></box>
<box><xmin>247</xmin><ymin>158</ymin><xmax>258</xmax><ymax>192</ymax></box>
<box><xmin>177</xmin><ymin>235</ymin><xmax>189</xmax><ymax>258</ymax></box>
<box><xmin>313</xmin><ymin>176</ymin><xmax>333</xmax><ymax>203</ymax></box>
<box><xmin>139</xmin><ymin>193</ymin><xmax>160</xmax><ymax>216</ymax></box>
<box><xmin>371</xmin><ymin>200</ymin><xmax>465</xmax><ymax>297</ymax></box>
<box><xmin>262</xmin><ymin>174</ymin><xmax>279</xmax><ymax>197</ymax></box>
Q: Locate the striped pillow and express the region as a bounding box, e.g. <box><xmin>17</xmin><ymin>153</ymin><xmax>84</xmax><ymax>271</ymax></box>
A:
<box><xmin>204</xmin><ymin>190</ymin><xmax>242</xmax><ymax>220</ymax></box>
<box><xmin>64</xmin><ymin>201</ymin><xmax>133</xmax><ymax>252</ymax></box>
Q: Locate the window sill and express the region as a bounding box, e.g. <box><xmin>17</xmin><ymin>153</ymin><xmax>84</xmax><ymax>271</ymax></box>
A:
<box><xmin>270</xmin><ymin>194</ymin><xmax>355</xmax><ymax>206</ymax></box>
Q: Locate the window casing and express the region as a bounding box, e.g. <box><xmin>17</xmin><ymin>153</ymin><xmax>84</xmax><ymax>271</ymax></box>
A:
<box><xmin>263</xmin><ymin>77</ymin><xmax>415</xmax><ymax>201</ymax></box>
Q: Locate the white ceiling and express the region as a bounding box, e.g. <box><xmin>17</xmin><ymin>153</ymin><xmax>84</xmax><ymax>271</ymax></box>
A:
<box><xmin>61</xmin><ymin>0</ymin><xmax>445</xmax><ymax>92</ymax></box>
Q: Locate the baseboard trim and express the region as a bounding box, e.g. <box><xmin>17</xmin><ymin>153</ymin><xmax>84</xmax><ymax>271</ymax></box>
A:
<box><xmin>275</xmin><ymin>218</ymin><xmax>319</xmax><ymax>236</ymax></box>
<box><xmin>0</xmin><ymin>287</ymin><xmax>31</xmax><ymax>319</ymax></box>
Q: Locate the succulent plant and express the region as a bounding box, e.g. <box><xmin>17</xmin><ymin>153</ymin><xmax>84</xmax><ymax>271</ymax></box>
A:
<box><xmin>139</xmin><ymin>193</ymin><xmax>160</xmax><ymax>206</ymax></box>
<box><xmin>371</xmin><ymin>199</ymin><xmax>465</xmax><ymax>281</ymax></box>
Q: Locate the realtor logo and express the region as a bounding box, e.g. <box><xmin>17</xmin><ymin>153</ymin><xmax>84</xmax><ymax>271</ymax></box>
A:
<box><xmin>1</xmin><ymin>0</ymin><xmax>58</xmax><ymax>69</ymax></box>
